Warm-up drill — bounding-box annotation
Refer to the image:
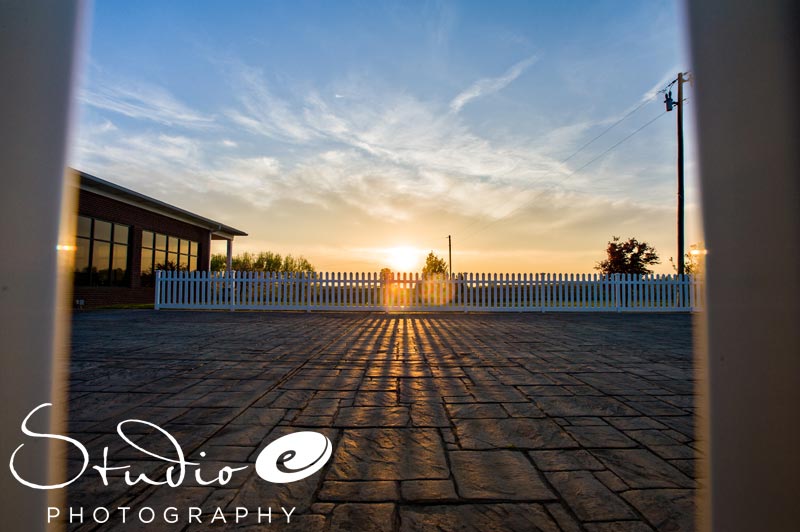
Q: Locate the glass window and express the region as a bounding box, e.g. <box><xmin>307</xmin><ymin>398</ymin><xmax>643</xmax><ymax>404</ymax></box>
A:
<box><xmin>76</xmin><ymin>217</ymin><xmax>212</xmax><ymax>286</ymax></box>
<box><xmin>142</xmin><ymin>230</ymin><xmax>154</xmax><ymax>249</ymax></box>
<box><xmin>154</xmin><ymin>250</ymin><xmax>167</xmax><ymax>270</ymax></box>
<box><xmin>140</xmin><ymin>248</ymin><xmax>154</xmax><ymax>287</ymax></box>
<box><xmin>75</xmin><ymin>238</ymin><xmax>90</xmax><ymax>285</ymax></box>
<box><xmin>140</xmin><ymin>232</ymin><xmax>203</xmax><ymax>281</ymax></box>
<box><xmin>94</xmin><ymin>220</ymin><xmax>112</xmax><ymax>242</ymax></box>
<box><xmin>111</xmin><ymin>245</ymin><xmax>128</xmax><ymax>284</ymax></box>
<box><xmin>74</xmin><ymin>216</ymin><xmax>128</xmax><ymax>286</ymax></box>
<box><xmin>114</xmin><ymin>224</ymin><xmax>129</xmax><ymax>245</ymax></box>
<box><xmin>92</xmin><ymin>240</ymin><xmax>111</xmax><ymax>285</ymax></box>
<box><xmin>77</xmin><ymin>216</ymin><xmax>92</xmax><ymax>238</ymax></box>
<box><xmin>141</xmin><ymin>248</ymin><xmax>153</xmax><ymax>275</ymax></box>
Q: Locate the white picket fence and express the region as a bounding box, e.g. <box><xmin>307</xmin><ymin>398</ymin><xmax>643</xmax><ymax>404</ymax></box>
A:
<box><xmin>154</xmin><ymin>271</ymin><xmax>704</xmax><ymax>312</ymax></box>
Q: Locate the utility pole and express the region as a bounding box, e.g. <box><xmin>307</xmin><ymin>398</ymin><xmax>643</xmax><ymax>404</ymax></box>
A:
<box><xmin>447</xmin><ymin>235</ymin><xmax>452</xmax><ymax>278</ymax></box>
<box><xmin>665</xmin><ymin>72</ymin><xmax>689</xmax><ymax>275</ymax></box>
<box><xmin>677</xmin><ymin>72</ymin><xmax>686</xmax><ymax>276</ymax></box>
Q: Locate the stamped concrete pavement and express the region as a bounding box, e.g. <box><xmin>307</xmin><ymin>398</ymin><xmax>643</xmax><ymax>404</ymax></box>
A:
<box><xmin>64</xmin><ymin>311</ymin><xmax>699</xmax><ymax>531</ymax></box>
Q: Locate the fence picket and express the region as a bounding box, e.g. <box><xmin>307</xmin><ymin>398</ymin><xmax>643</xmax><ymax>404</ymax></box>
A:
<box><xmin>154</xmin><ymin>271</ymin><xmax>704</xmax><ymax>312</ymax></box>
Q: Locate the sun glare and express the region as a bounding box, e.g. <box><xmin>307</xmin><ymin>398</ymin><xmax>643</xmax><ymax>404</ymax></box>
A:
<box><xmin>385</xmin><ymin>246</ymin><xmax>421</xmax><ymax>273</ymax></box>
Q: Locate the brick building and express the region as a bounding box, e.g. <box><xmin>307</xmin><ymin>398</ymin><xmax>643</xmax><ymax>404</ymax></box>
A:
<box><xmin>73</xmin><ymin>169</ymin><xmax>246</xmax><ymax>308</ymax></box>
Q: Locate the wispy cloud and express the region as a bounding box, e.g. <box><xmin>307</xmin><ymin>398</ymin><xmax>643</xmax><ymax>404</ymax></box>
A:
<box><xmin>82</xmin><ymin>119</ymin><xmax>118</xmax><ymax>135</ymax></box>
<box><xmin>233</xmin><ymin>67</ymin><xmax>557</xmax><ymax>174</ymax></box>
<box><xmin>449</xmin><ymin>55</ymin><xmax>538</xmax><ymax>113</ymax></box>
<box><xmin>80</xmin><ymin>80</ymin><xmax>214</xmax><ymax>128</ymax></box>
<box><xmin>74</xmin><ymin>55</ymin><xmax>691</xmax><ymax>272</ymax></box>
<box><xmin>225</xmin><ymin>65</ymin><xmax>317</xmax><ymax>142</ymax></box>
<box><xmin>82</xmin><ymin>59</ymin><xmax>660</xmax><ymax>226</ymax></box>
<box><xmin>640</xmin><ymin>66</ymin><xmax>680</xmax><ymax>103</ymax></box>
<box><xmin>424</xmin><ymin>0</ymin><xmax>457</xmax><ymax>52</ymax></box>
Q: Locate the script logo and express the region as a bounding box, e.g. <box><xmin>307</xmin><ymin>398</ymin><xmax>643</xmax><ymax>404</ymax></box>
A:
<box><xmin>9</xmin><ymin>403</ymin><xmax>333</xmax><ymax>489</ymax></box>
<box><xmin>256</xmin><ymin>431</ymin><xmax>332</xmax><ymax>483</ymax></box>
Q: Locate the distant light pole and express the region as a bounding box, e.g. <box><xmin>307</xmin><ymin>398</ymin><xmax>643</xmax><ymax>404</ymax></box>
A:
<box><xmin>447</xmin><ymin>235</ymin><xmax>452</xmax><ymax>278</ymax></box>
<box><xmin>665</xmin><ymin>72</ymin><xmax>691</xmax><ymax>275</ymax></box>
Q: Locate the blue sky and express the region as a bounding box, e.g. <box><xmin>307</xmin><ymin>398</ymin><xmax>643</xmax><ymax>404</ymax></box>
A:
<box><xmin>72</xmin><ymin>0</ymin><xmax>700</xmax><ymax>272</ymax></box>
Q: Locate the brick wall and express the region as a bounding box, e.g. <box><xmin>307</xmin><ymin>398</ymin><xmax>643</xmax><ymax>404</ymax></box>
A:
<box><xmin>72</xmin><ymin>287</ymin><xmax>155</xmax><ymax>308</ymax></box>
<box><xmin>75</xmin><ymin>189</ymin><xmax>213</xmax><ymax>308</ymax></box>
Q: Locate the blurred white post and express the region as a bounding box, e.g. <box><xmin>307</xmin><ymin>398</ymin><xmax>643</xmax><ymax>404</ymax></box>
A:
<box><xmin>0</xmin><ymin>1</ymin><xmax>86</xmax><ymax>531</ymax></box>
<box><xmin>688</xmin><ymin>0</ymin><xmax>800</xmax><ymax>530</ymax></box>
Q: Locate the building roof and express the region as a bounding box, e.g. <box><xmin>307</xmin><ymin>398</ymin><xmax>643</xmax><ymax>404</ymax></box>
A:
<box><xmin>73</xmin><ymin>169</ymin><xmax>247</xmax><ymax>239</ymax></box>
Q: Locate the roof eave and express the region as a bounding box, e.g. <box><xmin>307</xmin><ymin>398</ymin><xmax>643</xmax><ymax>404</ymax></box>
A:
<box><xmin>73</xmin><ymin>168</ymin><xmax>248</xmax><ymax>237</ymax></box>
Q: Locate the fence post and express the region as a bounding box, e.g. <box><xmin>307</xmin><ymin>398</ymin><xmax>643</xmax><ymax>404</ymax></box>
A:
<box><xmin>681</xmin><ymin>274</ymin><xmax>692</xmax><ymax>311</ymax></box>
<box><xmin>154</xmin><ymin>270</ymin><xmax>161</xmax><ymax>310</ymax></box>
<box><xmin>230</xmin><ymin>270</ymin><xmax>236</xmax><ymax>312</ymax></box>
<box><xmin>614</xmin><ymin>274</ymin><xmax>621</xmax><ymax>312</ymax></box>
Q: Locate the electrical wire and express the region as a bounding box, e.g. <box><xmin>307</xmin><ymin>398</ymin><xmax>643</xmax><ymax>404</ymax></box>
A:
<box><xmin>453</xmin><ymin>93</ymin><xmax>659</xmax><ymax>237</ymax></box>
<box><xmin>461</xmin><ymin>109</ymin><xmax>670</xmax><ymax>241</ymax></box>
<box><xmin>658</xmin><ymin>77</ymin><xmax>678</xmax><ymax>94</ymax></box>
<box><xmin>562</xmin><ymin>94</ymin><xmax>657</xmax><ymax>163</ymax></box>
<box><xmin>449</xmin><ymin>75</ymin><xmax>684</xmax><ymax>246</ymax></box>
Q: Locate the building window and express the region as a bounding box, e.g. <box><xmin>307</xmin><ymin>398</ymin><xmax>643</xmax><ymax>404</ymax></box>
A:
<box><xmin>74</xmin><ymin>216</ymin><xmax>129</xmax><ymax>286</ymax></box>
<box><xmin>140</xmin><ymin>231</ymin><xmax>198</xmax><ymax>286</ymax></box>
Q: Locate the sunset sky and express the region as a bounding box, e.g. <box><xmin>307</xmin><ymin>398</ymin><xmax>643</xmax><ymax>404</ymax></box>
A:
<box><xmin>71</xmin><ymin>0</ymin><xmax>701</xmax><ymax>273</ymax></box>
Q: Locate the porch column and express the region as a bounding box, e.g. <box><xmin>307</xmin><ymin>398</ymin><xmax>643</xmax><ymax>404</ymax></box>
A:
<box><xmin>201</xmin><ymin>231</ymin><xmax>212</xmax><ymax>271</ymax></box>
<box><xmin>689</xmin><ymin>1</ymin><xmax>799</xmax><ymax>530</ymax></box>
<box><xmin>0</xmin><ymin>2</ymin><xmax>84</xmax><ymax>530</ymax></box>
<box><xmin>226</xmin><ymin>238</ymin><xmax>233</xmax><ymax>271</ymax></box>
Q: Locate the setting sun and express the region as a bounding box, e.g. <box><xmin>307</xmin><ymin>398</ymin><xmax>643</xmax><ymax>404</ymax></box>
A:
<box><xmin>385</xmin><ymin>246</ymin><xmax>422</xmax><ymax>273</ymax></box>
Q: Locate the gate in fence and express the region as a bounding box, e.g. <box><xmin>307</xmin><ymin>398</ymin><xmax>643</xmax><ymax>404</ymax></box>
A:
<box><xmin>155</xmin><ymin>271</ymin><xmax>703</xmax><ymax>312</ymax></box>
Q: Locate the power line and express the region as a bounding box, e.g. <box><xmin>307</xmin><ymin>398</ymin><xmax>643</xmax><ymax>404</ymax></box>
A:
<box><xmin>452</xmin><ymin>90</ymin><xmax>659</xmax><ymax>237</ymax></box>
<box><xmin>555</xmin><ymin>110</ymin><xmax>669</xmax><ymax>185</ymax></box>
<box><xmin>551</xmin><ymin>97</ymin><xmax>690</xmax><ymax>199</ymax></box>
<box><xmin>461</xmin><ymin>109</ymin><xmax>669</xmax><ymax>241</ymax></box>
<box><xmin>562</xmin><ymin>94</ymin><xmax>656</xmax><ymax>163</ymax></box>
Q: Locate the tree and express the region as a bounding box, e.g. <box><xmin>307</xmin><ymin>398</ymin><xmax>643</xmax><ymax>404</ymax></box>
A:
<box><xmin>157</xmin><ymin>259</ymin><xmax>180</xmax><ymax>272</ymax></box>
<box><xmin>231</xmin><ymin>251</ymin><xmax>255</xmax><ymax>271</ymax></box>
<box><xmin>210</xmin><ymin>254</ymin><xmax>226</xmax><ymax>272</ymax></box>
<box><xmin>254</xmin><ymin>251</ymin><xmax>283</xmax><ymax>272</ymax></box>
<box><xmin>595</xmin><ymin>236</ymin><xmax>660</xmax><ymax>275</ymax></box>
<box><xmin>669</xmin><ymin>242</ymin><xmax>705</xmax><ymax>276</ymax></box>
<box><xmin>209</xmin><ymin>251</ymin><xmax>316</xmax><ymax>273</ymax></box>
<box><xmin>281</xmin><ymin>254</ymin><xmax>315</xmax><ymax>274</ymax></box>
<box><xmin>379</xmin><ymin>267</ymin><xmax>392</xmax><ymax>281</ymax></box>
<box><xmin>422</xmin><ymin>251</ymin><xmax>448</xmax><ymax>277</ymax></box>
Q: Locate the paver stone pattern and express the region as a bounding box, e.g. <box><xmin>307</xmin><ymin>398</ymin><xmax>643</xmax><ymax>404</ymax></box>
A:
<box><xmin>64</xmin><ymin>311</ymin><xmax>697</xmax><ymax>531</ymax></box>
